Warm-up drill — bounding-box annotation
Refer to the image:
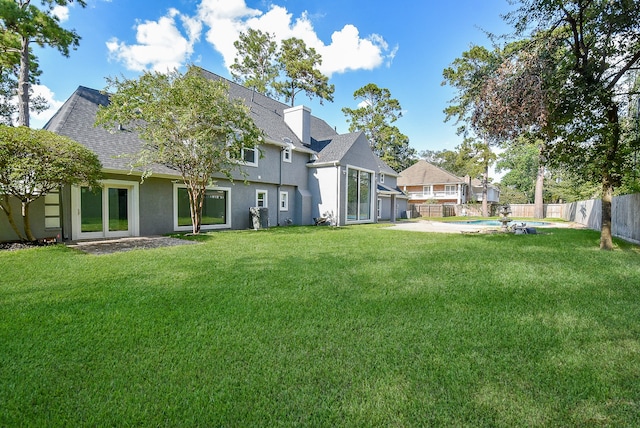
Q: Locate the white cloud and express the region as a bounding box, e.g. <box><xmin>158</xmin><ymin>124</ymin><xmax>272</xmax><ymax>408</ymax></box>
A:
<box><xmin>52</xmin><ymin>5</ymin><xmax>69</xmax><ymax>22</ymax></box>
<box><xmin>108</xmin><ymin>0</ymin><xmax>394</xmax><ymax>77</ymax></box>
<box><xmin>318</xmin><ymin>25</ymin><xmax>387</xmax><ymax>75</ymax></box>
<box><xmin>30</xmin><ymin>85</ymin><xmax>65</xmax><ymax>129</ymax></box>
<box><xmin>106</xmin><ymin>8</ymin><xmax>202</xmax><ymax>72</ymax></box>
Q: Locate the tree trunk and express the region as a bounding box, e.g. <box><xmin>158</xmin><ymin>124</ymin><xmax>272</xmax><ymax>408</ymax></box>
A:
<box><xmin>22</xmin><ymin>201</ymin><xmax>35</xmax><ymax>241</ymax></box>
<box><xmin>0</xmin><ymin>195</ymin><xmax>26</xmax><ymax>241</ymax></box>
<box><xmin>600</xmin><ymin>178</ymin><xmax>614</xmax><ymax>250</ymax></box>
<box><xmin>481</xmin><ymin>167</ymin><xmax>488</xmax><ymax>217</ymax></box>
<box><xmin>18</xmin><ymin>36</ymin><xmax>30</xmax><ymax>127</ymax></box>
<box><xmin>533</xmin><ymin>164</ymin><xmax>545</xmax><ymax>219</ymax></box>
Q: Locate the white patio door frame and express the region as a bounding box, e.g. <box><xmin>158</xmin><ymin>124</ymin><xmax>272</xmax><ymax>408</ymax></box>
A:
<box><xmin>71</xmin><ymin>179</ymin><xmax>140</xmax><ymax>241</ymax></box>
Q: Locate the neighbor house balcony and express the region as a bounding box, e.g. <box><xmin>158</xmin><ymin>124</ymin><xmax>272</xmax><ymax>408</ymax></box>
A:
<box><xmin>408</xmin><ymin>191</ymin><xmax>461</xmax><ymax>201</ymax></box>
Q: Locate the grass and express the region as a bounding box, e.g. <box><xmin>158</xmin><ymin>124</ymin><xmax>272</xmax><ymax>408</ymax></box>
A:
<box><xmin>1</xmin><ymin>225</ymin><xmax>639</xmax><ymax>426</ymax></box>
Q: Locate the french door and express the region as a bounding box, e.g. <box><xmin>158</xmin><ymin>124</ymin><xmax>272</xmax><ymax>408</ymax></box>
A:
<box><xmin>71</xmin><ymin>180</ymin><xmax>139</xmax><ymax>240</ymax></box>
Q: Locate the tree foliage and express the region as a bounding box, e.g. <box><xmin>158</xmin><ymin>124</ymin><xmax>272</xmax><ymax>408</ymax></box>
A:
<box><xmin>95</xmin><ymin>65</ymin><xmax>263</xmax><ymax>234</ymax></box>
<box><xmin>230</xmin><ymin>29</ymin><xmax>279</xmax><ymax>98</ymax></box>
<box><xmin>0</xmin><ymin>0</ymin><xmax>85</xmax><ymax>127</ymax></box>
<box><xmin>342</xmin><ymin>83</ymin><xmax>415</xmax><ymax>172</ymax></box>
<box><xmin>0</xmin><ymin>125</ymin><xmax>102</xmax><ymax>241</ymax></box>
<box><xmin>504</xmin><ymin>0</ymin><xmax>640</xmax><ymax>249</ymax></box>
<box><xmin>274</xmin><ymin>37</ymin><xmax>334</xmax><ymax>106</ymax></box>
<box><xmin>496</xmin><ymin>139</ymin><xmax>540</xmax><ymax>203</ymax></box>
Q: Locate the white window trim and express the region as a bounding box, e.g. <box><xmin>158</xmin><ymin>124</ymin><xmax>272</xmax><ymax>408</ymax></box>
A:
<box><xmin>377</xmin><ymin>197</ymin><xmax>382</xmax><ymax>219</ymax></box>
<box><xmin>282</xmin><ymin>147</ymin><xmax>292</xmax><ymax>163</ymax></box>
<box><xmin>173</xmin><ymin>183</ymin><xmax>232</xmax><ymax>231</ymax></box>
<box><xmin>445</xmin><ymin>184</ymin><xmax>457</xmax><ymax>195</ymax></box>
<box><xmin>256</xmin><ymin>189</ymin><xmax>268</xmax><ymax>208</ymax></box>
<box><xmin>242</xmin><ymin>147</ymin><xmax>259</xmax><ymax>167</ymax></box>
<box><xmin>279</xmin><ymin>191</ymin><xmax>289</xmax><ymax>211</ymax></box>
<box><xmin>345</xmin><ymin>164</ymin><xmax>376</xmax><ymax>224</ymax></box>
<box><xmin>70</xmin><ymin>179</ymin><xmax>140</xmax><ymax>241</ymax></box>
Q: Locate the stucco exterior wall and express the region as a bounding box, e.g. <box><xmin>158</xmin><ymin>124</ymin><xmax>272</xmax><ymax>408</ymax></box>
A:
<box><xmin>0</xmin><ymin>196</ymin><xmax>54</xmax><ymax>242</ymax></box>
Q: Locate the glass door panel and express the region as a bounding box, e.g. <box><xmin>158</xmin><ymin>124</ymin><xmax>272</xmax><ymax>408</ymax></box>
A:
<box><xmin>81</xmin><ymin>187</ymin><xmax>103</xmax><ymax>233</ymax></box>
<box><xmin>108</xmin><ymin>188</ymin><xmax>129</xmax><ymax>232</ymax></box>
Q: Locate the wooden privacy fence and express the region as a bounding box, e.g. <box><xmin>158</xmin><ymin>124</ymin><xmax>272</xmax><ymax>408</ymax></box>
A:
<box><xmin>409</xmin><ymin>204</ymin><xmax>456</xmax><ymax>218</ymax></box>
<box><xmin>508</xmin><ymin>204</ymin><xmax>565</xmax><ymax>218</ymax></box>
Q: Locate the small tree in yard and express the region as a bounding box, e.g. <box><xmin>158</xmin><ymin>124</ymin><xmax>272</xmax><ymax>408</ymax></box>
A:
<box><xmin>95</xmin><ymin>65</ymin><xmax>263</xmax><ymax>234</ymax></box>
<box><xmin>0</xmin><ymin>125</ymin><xmax>102</xmax><ymax>241</ymax></box>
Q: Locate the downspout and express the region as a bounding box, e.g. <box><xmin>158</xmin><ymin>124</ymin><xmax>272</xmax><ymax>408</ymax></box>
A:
<box><xmin>278</xmin><ymin>147</ymin><xmax>283</xmax><ymax>226</ymax></box>
<box><xmin>335</xmin><ymin>162</ymin><xmax>341</xmax><ymax>226</ymax></box>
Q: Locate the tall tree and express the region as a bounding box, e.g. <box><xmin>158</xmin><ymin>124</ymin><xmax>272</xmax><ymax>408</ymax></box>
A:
<box><xmin>0</xmin><ymin>125</ymin><xmax>102</xmax><ymax>241</ymax></box>
<box><xmin>230</xmin><ymin>28</ymin><xmax>279</xmax><ymax>98</ymax></box>
<box><xmin>505</xmin><ymin>0</ymin><xmax>640</xmax><ymax>249</ymax></box>
<box><xmin>0</xmin><ymin>20</ymin><xmax>47</xmax><ymax>125</ymax></box>
<box><xmin>274</xmin><ymin>37</ymin><xmax>334</xmax><ymax>106</ymax></box>
<box><xmin>461</xmin><ymin>138</ymin><xmax>497</xmax><ymax>216</ymax></box>
<box><xmin>496</xmin><ymin>138</ymin><xmax>540</xmax><ymax>203</ymax></box>
<box><xmin>342</xmin><ymin>83</ymin><xmax>415</xmax><ymax>171</ymax></box>
<box><xmin>442</xmin><ymin>45</ymin><xmax>501</xmax><ymax>216</ymax></box>
<box><xmin>0</xmin><ymin>0</ymin><xmax>85</xmax><ymax>127</ymax></box>
<box><xmin>95</xmin><ymin>66</ymin><xmax>263</xmax><ymax>235</ymax></box>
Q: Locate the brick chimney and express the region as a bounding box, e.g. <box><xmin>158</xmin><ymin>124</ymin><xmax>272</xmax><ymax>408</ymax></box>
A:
<box><xmin>283</xmin><ymin>105</ymin><xmax>311</xmax><ymax>145</ymax></box>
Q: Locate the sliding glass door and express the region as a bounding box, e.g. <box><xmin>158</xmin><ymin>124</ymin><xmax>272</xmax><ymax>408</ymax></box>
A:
<box><xmin>72</xmin><ymin>181</ymin><xmax>138</xmax><ymax>240</ymax></box>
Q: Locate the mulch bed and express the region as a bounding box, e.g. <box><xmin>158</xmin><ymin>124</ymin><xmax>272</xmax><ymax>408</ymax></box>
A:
<box><xmin>0</xmin><ymin>241</ymin><xmax>56</xmax><ymax>251</ymax></box>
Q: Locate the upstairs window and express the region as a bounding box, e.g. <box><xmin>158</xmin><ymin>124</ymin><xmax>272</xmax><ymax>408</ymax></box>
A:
<box><xmin>282</xmin><ymin>147</ymin><xmax>292</xmax><ymax>163</ymax></box>
<box><xmin>242</xmin><ymin>147</ymin><xmax>258</xmax><ymax>167</ymax></box>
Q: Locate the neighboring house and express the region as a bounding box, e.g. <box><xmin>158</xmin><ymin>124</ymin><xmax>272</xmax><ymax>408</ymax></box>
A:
<box><xmin>0</xmin><ymin>69</ymin><xmax>407</xmax><ymax>242</ymax></box>
<box><xmin>397</xmin><ymin>160</ymin><xmax>499</xmax><ymax>205</ymax></box>
<box><xmin>468</xmin><ymin>178</ymin><xmax>501</xmax><ymax>203</ymax></box>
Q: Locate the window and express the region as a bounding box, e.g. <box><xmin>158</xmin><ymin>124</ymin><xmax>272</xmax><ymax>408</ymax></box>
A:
<box><xmin>282</xmin><ymin>147</ymin><xmax>292</xmax><ymax>163</ymax></box>
<box><xmin>445</xmin><ymin>185</ymin><xmax>457</xmax><ymax>195</ymax></box>
<box><xmin>279</xmin><ymin>191</ymin><xmax>289</xmax><ymax>211</ymax></box>
<box><xmin>379</xmin><ymin>173</ymin><xmax>385</xmax><ymax>183</ymax></box>
<box><xmin>44</xmin><ymin>190</ymin><xmax>61</xmax><ymax>229</ymax></box>
<box><xmin>242</xmin><ymin>147</ymin><xmax>258</xmax><ymax>167</ymax></box>
<box><xmin>423</xmin><ymin>185</ymin><xmax>432</xmax><ymax>195</ymax></box>
<box><xmin>174</xmin><ymin>185</ymin><xmax>230</xmax><ymax>230</ymax></box>
<box><xmin>256</xmin><ymin>190</ymin><xmax>267</xmax><ymax>208</ymax></box>
<box><xmin>347</xmin><ymin>167</ymin><xmax>373</xmax><ymax>222</ymax></box>
<box><xmin>377</xmin><ymin>198</ymin><xmax>382</xmax><ymax>219</ymax></box>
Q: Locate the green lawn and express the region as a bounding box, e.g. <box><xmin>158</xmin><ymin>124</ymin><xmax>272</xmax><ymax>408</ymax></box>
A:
<box><xmin>1</xmin><ymin>225</ymin><xmax>639</xmax><ymax>426</ymax></box>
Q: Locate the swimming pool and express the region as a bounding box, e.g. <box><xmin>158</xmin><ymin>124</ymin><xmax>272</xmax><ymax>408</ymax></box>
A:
<box><xmin>450</xmin><ymin>220</ymin><xmax>551</xmax><ymax>227</ymax></box>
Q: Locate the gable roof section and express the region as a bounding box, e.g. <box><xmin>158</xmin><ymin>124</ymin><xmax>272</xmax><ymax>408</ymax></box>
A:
<box><xmin>44</xmin><ymin>86</ymin><xmax>177</xmax><ymax>176</ymax></box>
<box><xmin>198</xmin><ymin>69</ymin><xmax>337</xmax><ymax>152</ymax></box>
<box><xmin>310</xmin><ymin>132</ymin><xmax>361</xmax><ymax>164</ymax></box>
<box><xmin>397</xmin><ymin>160</ymin><xmax>464</xmax><ymax>186</ymax></box>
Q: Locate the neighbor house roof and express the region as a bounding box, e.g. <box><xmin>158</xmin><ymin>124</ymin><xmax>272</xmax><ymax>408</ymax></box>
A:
<box><xmin>397</xmin><ymin>160</ymin><xmax>465</xmax><ymax>186</ymax></box>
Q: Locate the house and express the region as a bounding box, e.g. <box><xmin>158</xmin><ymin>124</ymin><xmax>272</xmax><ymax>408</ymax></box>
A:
<box><xmin>397</xmin><ymin>160</ymin><xmax>499</xmax><ymax>205</ymax></box>
<box><xmin>0</xmin><ymin>70</ymin><xmax>407</xmax><ymax>242</ymax></box>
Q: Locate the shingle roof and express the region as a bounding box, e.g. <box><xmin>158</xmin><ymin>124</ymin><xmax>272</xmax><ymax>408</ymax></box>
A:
<box><xmin>311</xmin><ymin>132</ymin><xmax>361</xmax><ymax>163</ymax></box>
<box><xmin>198</xmin><ymin>69</ymin><xmax>337</xmax><ymax>151</ymax></box>
<box><xmin>44</xmin><ymin>86</ymin><xmax>177</xmax><ymax>176</ymax></box>
<box><xmin>44</xmin><ymin>69</ymin><xmax>398</xmax><ymax>175</ymax></box>
<box><xmin>397</xmin><ymin>160</ymin><xmax>465</xmax><ymax>186</ymax></box>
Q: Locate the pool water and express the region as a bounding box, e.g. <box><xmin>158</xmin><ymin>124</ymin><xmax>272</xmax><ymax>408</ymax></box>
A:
<box><xmin>450</xmin><ymin>220</ymin><xmax>550</xmax><ymax>227</ymax></box>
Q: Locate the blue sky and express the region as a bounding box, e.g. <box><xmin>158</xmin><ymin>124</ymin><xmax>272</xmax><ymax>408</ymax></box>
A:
<box><xmin>31</xmin><ymin>0</ymin><xmax>514</xmax><ymax>155</ymax></box>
